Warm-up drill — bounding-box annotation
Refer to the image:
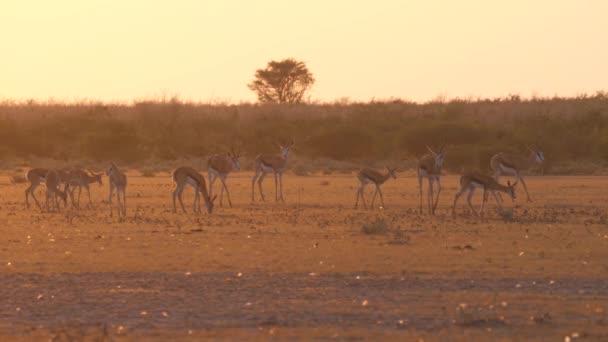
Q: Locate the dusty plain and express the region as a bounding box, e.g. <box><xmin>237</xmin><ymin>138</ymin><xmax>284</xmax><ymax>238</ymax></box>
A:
<box><xmin>1</xmin><ymin>172</ymin><xmax>608</xmax><ymax>341</ymax></box>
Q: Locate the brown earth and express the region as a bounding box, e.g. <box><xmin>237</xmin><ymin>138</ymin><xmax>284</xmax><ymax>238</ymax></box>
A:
<box><xmin>1</xmin><ymin>172</ymin><xmax>608</xmax><ymax>341</ymax></box>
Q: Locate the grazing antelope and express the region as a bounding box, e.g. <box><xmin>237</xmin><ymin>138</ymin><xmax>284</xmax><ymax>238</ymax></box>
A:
<box><xmin>106</xmin><ymin>163</ymin><xmax>127</xmax><ymax>218</ymax></box>
<box><xmin>25</xmin><ymin>168</ymin><xmax>50</xmax><ymax>209</ymax></box>
<box><xmin>44</xmin><ymin>169</ymin><xmax>69</xmax><ymax>212</ymax></box>
<box><xmin>354</xmin><ymin>167</ymin><xmax>398</xmax><ymax>209</ymax></box>
<box><xmin>490</xmin><ymin>146</ymin><xmax>544</xmax><ymax>202</ymax></box>
<box><xmin>172</xmin><ymin>166</ymin><xmax>216</xmax><ymax>214</ymax></box>
<box><xmin>452</xmin><ymin>171</ymin><xmax>518</xmax><ymax>218</ymax></box>
<box><xmin>54</xmin><ymin>167</ymin><xmax>86</xmax><ymax>209</ymax></box>
<box><xmin>208</xmin><ymin>148</ymin><xmax>241</xmax><ymax>208</ymax></box>
<box><xmin>417</xmin><ymin>145</ymin><xmax>446</xmax><ymax>215</ymax></box>
<box><xmin>251</xmin><ymin>140</ymin><xmax>294</xmax><ymax>202</ymax></box>
<box><xmin>66</xmin><ymin>168</ymin><xmax>103</xmax><ymax>208</ymax></box>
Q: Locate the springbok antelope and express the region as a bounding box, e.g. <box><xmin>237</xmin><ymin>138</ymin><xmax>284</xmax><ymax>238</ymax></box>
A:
<box><xmin>44</xmin><ymin>169</ymin><xmax>69</xmax><ymax>212</ymax></box>
<box><xmin>172</xmin><ymin>166</ymin><xmax>216</xmax><ymax>214</ymax></box>
<box><xmin>208</xmin><ymin>148</ymin><xmax>241</xmax><ymax>208</ymax></box>
<box><xmin>56</xmin><ymin>168</ymin><xmax>80</xmax><ymax>208</ymax></box>
<box><xmin>106</xmin><ymin>163</ymin><xmax>127</xmax><ymax>218</ymax></box>
<box><xmin>66</xmin><ymin>168</ymin><xmax>103</xmax><ymax>208</ymax></box>
<box><xmin>354</xmin><ymin>167</ymin><xmax>398</xmax><ymax>209</ymax></box>
<box><xmin>25</xmin><ymin>168</ymin><xmax>50</xmax><ymax>209</ymax></box>
<box><xmin>452</xmin><ymin>171</ymin><xmax>518</xmax><ymax>218</ymax></box>
<box><xmin>417</xmin><ymin>145</ymin><xmax>446</xmax><ymax>215</ymax></box>
<box><xmin>490</xmin><ymin>146</ymin><xmax>544</xmax><ymax>202</ymax></box>
<box><xmin>251</xmin><ymin>140</ymin><xmax>294</xmax><ymax>202</ymax></box>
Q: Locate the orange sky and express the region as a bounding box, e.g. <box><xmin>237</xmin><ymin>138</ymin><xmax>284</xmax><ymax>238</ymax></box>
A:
<box><xmin>0</xmin><ymin>1</ymin><xmax>606</xmax><ymax>103</ymax></box>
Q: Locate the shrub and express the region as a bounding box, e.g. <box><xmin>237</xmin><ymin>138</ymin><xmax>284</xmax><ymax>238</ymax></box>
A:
<box><xmin>361</xmin><ymin>218</ymin><xmax>391</xmax><ymax>235</ymax></box>
<box><xmin>0</xmin><ymin>95</ymin><xmax>606</xmax><ymax>174</ymax></box>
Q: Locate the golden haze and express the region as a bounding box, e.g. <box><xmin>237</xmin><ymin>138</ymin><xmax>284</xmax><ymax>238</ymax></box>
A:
<box><xmin>0</xmin><ymin>1</ymin><xmax>607</xmax><ymax>102</ymax></box>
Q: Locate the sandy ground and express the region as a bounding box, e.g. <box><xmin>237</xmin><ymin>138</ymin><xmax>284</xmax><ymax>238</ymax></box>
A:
<box><xmin>1</xmin><ymin>172</ymin><xmax>608</xmax><ymax>341</ymax></box>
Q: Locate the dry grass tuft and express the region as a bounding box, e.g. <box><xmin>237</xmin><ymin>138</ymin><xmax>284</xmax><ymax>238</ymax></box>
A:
<box><xmin>140</xmin><ymin>169</ymin><xmax>156</xmax><ymax>177</ymax></box>
<box><xmin>361</xmin><ymin>218</ymin><xmax>391</xmax><ymax>235</ymax></box>
<box><xmin>455</xmin><ymin>303</ymin><xmax>505</xmax><ymax>327</ymax></box>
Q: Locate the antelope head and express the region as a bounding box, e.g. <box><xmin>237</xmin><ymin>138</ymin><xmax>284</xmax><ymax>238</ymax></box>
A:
<box><xmin>229</xmin><ymin>146</ymin><xmax>241</xmax><ymax>171</ymax></box>
<box><xmin>506</xmin><ymin>179</ymin><xmax>519</xmax><ymax>201</ymax></box>
<box><xmin>205</xmin><ymin>194</ymin><xmax>218</xmax><ymax>214</ymax></box>
<box><xmin>59</xmin><ymin>184</ymin><xmax>69</xmax><ymax>205</ymax></box>
<box><xmin>426</xmin><ymin>145</ymin><xmax>446</xmax><ymax>169</ymax></box>
<box><xmin>279</xmin><ymin>138</ymin><xmax>295</xmax><ymax>158</ymax></box>
<box><xmin>106</xmin><ymin>162</ymin><xmax>118</xmax><ymax>176</ymax></box>
<box><xmin>90</xmin><ymin>172</ymin><xmax>103</xmax><ymax>186</ymax></box>
<box><xmin>527</xmin><ymin>145</ymin><xmax>545</xmax><ymax>164</ymax></box>
<box><xmin>386</xmin><ymin>167</ymin><xmax>398</xmax><ymax>180</ymax></box>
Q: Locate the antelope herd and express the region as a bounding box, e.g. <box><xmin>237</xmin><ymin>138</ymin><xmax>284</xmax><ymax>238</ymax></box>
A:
<box><xmin>21</xmin><ymin>142</ymin><xmax>545</xmax><ymax>219</ymax></box>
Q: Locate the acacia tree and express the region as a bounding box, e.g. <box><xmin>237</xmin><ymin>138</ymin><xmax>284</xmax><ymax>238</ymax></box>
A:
<box><xmin>248</xmin><ymin>58</ymin><xmax>315</xmax><ymax>104</ymax></box>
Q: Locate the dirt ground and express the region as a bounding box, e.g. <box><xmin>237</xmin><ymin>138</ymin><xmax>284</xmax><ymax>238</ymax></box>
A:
<box><xmin>1</xmin><ymin>171</ymin><xmax>608</xmax><ymax>341</ymax></box>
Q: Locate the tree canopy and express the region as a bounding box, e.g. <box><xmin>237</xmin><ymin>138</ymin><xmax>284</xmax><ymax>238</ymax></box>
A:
<box><xmin>248</xmin><ymin>58</ymin><xmax>315</xmax><ymax>104</ymax></box>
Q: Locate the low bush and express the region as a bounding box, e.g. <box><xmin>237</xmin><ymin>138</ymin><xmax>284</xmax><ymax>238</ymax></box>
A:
<box><xmin>0</xmin><ymin>94</ymin><xmax>607</xmax><ymax>174</ymax></box>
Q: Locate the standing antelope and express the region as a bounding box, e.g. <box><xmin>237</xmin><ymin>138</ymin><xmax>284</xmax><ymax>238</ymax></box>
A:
<box><xmin>208</xmin><ymin>148</ymin><xmax>241</xmax><ymax>208</ymax></box>
<box><xmin>417</xmin><ymin>146</ymin><xmax>446</xmax><ymax>215</ymax></box>
<box><xmin>251</xmin><ymin>140</ymin><xmax>294</xmax><ymax>202</ymax></box>
<box><xmin>172</xmin><ymin>166</ymin><xmax>216</xmax><ymax>214</ymax></box>
<box><xmin>354</xmin><ymin>167</ymin><xmax>398</xmax><ymax>209</ymax></box>
<box><xmin>490</xmin><ymin>146</ymin><xmax>544</xmax><ymax>202</ymax></box>
<box><xmin>44</xmin><ymin>169</ymin><xmax>69</xmax><ymax>212</ymax></box>
<box><xmin>452</xmin><ymin>171</ymin><xmax>518</xmax><ymax>218</ymax></box>
<box><xmin>25</xmin><ymin>168</ymin><xmax>49</xmax><ymax>209</ymax></box>
<box><xmin>106</xmin><ymin>163</ymin><xmax>127</xmax><ymax>218</ymax></box>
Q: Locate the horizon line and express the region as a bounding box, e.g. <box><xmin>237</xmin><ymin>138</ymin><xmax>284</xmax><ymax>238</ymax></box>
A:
<box><xmin>0</xmin><ymin>90</ymin><xmax>607</xmax><ymax>107</ymax></box>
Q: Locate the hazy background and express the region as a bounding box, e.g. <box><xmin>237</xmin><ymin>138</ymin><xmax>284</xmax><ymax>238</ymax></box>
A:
<box><xmin>1</xmin><ymin>0</ymin><xmax>606</xmax><ymax>103</ymax></box>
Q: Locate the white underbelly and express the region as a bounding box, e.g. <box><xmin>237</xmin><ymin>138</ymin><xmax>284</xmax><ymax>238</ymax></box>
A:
<box><xmin>186</xmin><ymin>177</ymin><xmax>198</xmax><ymax>188</ymax></box>
<box><xmin>261</xmin><ymin>163</ymin><xmax>275</xmax><ymax>173</ymax></box>
<box><xmin>470</xmin><ymin>181</ymin><xmax>485</xmax><ymax>189</ymax></box>
<box><xmin>498</xmin><ymin>164</ymin><xmax>518</xmax><ymax>176</ymax></box>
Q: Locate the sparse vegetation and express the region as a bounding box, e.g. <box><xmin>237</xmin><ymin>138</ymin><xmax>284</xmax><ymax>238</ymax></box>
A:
<box><xmin>140</xmin><ymin>168</ymin><xmax>156</xmax><ymax>177</ymax></box>
<box><xmin>0</xmin><ymin>93</ymin><xmax>607</xmax><ymax>173</ymax></box>
<box><xmin>455</xmin><ymin>303</ymin><xmax>505</xmax><ymax>327</ymax></box>
<box><xmin>1</xmin><ymin>173</ymin><xmax>606</xmax><ymax>340</ymax></box>
<box><xmin>361</xmin><ymin>218</ymin><xmax>391</xmax><ymax>235</ymax></box>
